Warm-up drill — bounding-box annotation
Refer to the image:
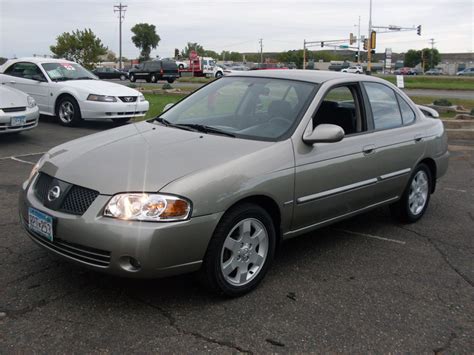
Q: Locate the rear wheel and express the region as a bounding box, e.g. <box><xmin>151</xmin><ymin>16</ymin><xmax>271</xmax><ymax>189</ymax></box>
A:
<box><xmin>167</xmin><ymin>78</ymin><xmax>175</xmax><ymax>84</ymax></box>
<box><xmin>200</xmin><ymin>203</ymin><xmax>276</xmax><ymax>297</ymax></box>
<box><xmin>129</xmin><ymin>73</ymin><xmax>136</xmax><ymax>82</ymax></box>
<box><xmin>119</xmin><ymin>74</ymin><xmax>127</xmax><ymax>81</ymax></box>
<box><xmin>178</xmin><ymin>64</ymin><xmax>184</xmax><ymax>70</ymax></box>
<box><xmin>390</xmin><ymin>163</ymin><xmax>432</xmax><ymax>223</ymax></box>
<box><xmin>56</xmin><ymin>96</ymin><xmax>82</xmax><ymax>127</ymax></box>
<box><xmin>151</xmin><ymin>74</ymin><xmax>157</xmax><ymax>83</ymax></box>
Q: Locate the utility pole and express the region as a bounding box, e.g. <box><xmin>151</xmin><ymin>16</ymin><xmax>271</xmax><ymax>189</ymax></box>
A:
<box><xmin>429</xmin><ymin>38</ymin><xmax>435</xmax><ymax>70</ymax></box>
<box><xmin>367</xmin><ymin>0</ymin><xmax>373</xmax><ymax>73</ymax></box>
<box><xmin>259</xmin><ymin>38</ymin><xmax>263</xmax><ymax>63</ymax></box>
<box><xmin>114</xmin><ymin>3</ymin><xmax>127</xmax><ymax>70</ymax></box>
<box><xmin>357</xmin><ymin>16</ymin><xmax>361</xmax><ymax>64</ymax></box>
<box><xmin>303</xmin><ymin>39</ymin><xmax>306</xmax><ymax>70</ymax></box>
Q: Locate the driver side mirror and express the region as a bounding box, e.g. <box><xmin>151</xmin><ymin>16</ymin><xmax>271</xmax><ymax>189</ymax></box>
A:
<box><xmin>163</xmin><ymin>103</ymin><xmax>174</xmax><ymax>112</ymax></box>
<box><xmin>303</xmin><ymin>124</ymin><xmax>345</xmax><ymax>144</ymax></box>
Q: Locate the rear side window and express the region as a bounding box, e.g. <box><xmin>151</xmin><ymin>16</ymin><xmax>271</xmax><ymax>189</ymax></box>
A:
<box><xmin>364</xmin><ymin>82</ymin><xmax>402</xmax><ymax>130</ymax></box>
<box><xmin>4</xmin><ymin>62</ymin><xmax>45</xmax><ymax>80</ymax></box>
<box><xmin>397</xmin><ymin>95</ymin><xmax>416</xmax><ymax>124</ymax></box>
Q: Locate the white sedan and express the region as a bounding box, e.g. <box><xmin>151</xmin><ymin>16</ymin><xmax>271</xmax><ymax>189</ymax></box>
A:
<box><xmin>0</xmin><ymin>58</ymin><xmax>149</xmax><ymax>126</ymax></box>
<box><xmin>341</xmin><ymin>66</ymin><xmax>364</xmax><ymax>74</ymax></box>
<box><xmin>0</xmin><ymin>85</ymin><xmax>39</xmax><ymax>134</ymax></box>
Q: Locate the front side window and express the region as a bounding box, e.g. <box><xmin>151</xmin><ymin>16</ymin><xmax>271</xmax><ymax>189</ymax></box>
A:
<box><xmin>4</xmin><ymin>62</ymin><xmax>46</xmax><ymax>81</ymax></box>
<box><xmin>41</xmin><ymin>62</ymin><xmax>96</xmax><ymax>81</ymax></box>
<box><xmin>159</xmin><ymin>77</ymin><xmax>316</xmax><ymax>141</ymax></box>
<box><xmin>364</xmin><ymin>82</ymin><xmax>402</xmax><ymax>130</ymax></box>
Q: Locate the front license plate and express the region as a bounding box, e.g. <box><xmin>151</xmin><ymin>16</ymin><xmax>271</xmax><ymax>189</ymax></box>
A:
<box><xmin>28</xmin><ymin>208</ymin><xmax>54</xmax><ymax>241</ymax></box>
<box><xmin>11</xmin><ymin>115</ymin><xmax>26</xmax><ymax>126</ymax></box>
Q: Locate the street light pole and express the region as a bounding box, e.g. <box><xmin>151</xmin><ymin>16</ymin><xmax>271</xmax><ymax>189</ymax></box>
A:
<box><xmin>259</xmin><ymin>38</ymin><xmax>263</xmax><ymax>64</ymax></box>
<box><xmin>114</xmin><ymin>3</ymin><xmax>127</xmax><ymax>70</ymax></box>
<box><xmin>367</xmin><ymin>0</ymin><xmax>373</xmax><ymax>73</ymax></box>
<box><xmin>303</xmin><ymin>39</ymin><xmax>306</xmax><ymax>70</ymax></box>
<box><xmin>355</xmin><ymin>16</ymin><xmax>361</xmax><ymax>64</ymax></box>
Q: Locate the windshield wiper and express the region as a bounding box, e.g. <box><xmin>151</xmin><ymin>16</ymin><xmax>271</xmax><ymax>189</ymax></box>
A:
<box><xmin>76</xmin><ymin>77</ymin><xmax>95</xmax><ymax>80</ymax></box>
<box><xmin>175</xmin><ymin>124</ymin><xmax>236</xmax><ymax>138</ymax></box>
<box><xmin>153</xmin><ymin>117</ymin><xmax>195</xmax><ymax>132</ymax></box>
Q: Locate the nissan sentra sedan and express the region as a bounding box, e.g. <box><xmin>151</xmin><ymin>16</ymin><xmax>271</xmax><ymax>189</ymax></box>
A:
<box><xmin>19</xmin><ymin>70</ymin><xmax>449</xmax><ymax>296</ymax></box>
<box><xmin>0</xmin><ymin>58</ymin><xmax>149</xmax><ymax>126</ymax></box>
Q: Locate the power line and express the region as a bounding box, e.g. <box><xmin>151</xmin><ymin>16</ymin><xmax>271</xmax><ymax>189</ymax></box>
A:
<box><xmin>114</xmin><ymin>3</ymin><xmax>127</xmax><ymax>69</ymax></box>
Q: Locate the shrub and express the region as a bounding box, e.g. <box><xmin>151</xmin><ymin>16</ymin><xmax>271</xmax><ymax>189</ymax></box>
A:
<box><xmin>162</xmin><ymin>83</ymin><xmax>173</xmax><ymax>90</ymax></box>
<box><xmin>127</xmin><ymin>83</ymin><xmax>137</xmax><ymax>88</ymax></box>
<box><xmin>470</xmin><ymin>108</ymin><xmax>474</xmax><ymax>116</ymax></box>
<box><xmin>433</xmin><ymin>98</ymin><xmax>452</xmax><ymax>107</ymax></box>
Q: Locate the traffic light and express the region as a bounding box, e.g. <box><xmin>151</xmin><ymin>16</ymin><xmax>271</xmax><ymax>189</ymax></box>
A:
<box><xmin>321</xmin><ymin>41</ymin><xmax>324</xmax><ymax>47</ymax></box>
<box><xmin>350</xmin><ymin>33</ymin><xmax>356</xmax><ymax>45</ymax></box>
<box><xmin>363</xmin><ymin>39</ymin><xmax>368</xmax><ymax>50</ymax></box>
<box><xmin>417</xmin><ymin>25</ymin><xmax>422</xmax><ymax>36</ymax></box>
<box><xmin>370</xmin><ymin>31</ymin><xmax>377</xmax><ymax>49</ymax></box>
<box><xmin>371</xmin><ymin>49</ymin><xmax>376</xmax><ymax>55</ymax></box>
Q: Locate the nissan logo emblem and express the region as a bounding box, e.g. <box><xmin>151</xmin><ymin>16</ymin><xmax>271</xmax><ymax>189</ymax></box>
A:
<box><xmin>47</xmin><ymin>186</ymin><xmax>61</xmax><ymax>202</ymax></box>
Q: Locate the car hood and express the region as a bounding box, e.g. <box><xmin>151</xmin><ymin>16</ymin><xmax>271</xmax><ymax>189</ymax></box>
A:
<box><xmin>40</xmin><ymin>121</ymin><xmax>272</xmax><ymax>195</ymax></box>
<box><xmin>60</xmin><ymin>80</ymin><xmax>140</xmax><ymax>96</ymax></box>
<box><xmin>0</xmin><ymin>85</ymin><xmax>27</xmax><ymax>107</ymax></box>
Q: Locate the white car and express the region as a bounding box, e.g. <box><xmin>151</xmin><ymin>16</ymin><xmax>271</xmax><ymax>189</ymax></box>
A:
<box><xmin>0</xmin><ymin>58</ymin><xmax>149</xmax><ymax>126</ymax></box>
<box><xmin>175</xmin><ymin>61</ymin><xmax>189</xmax><ymax>70</ymax></box>
<box><xmin>223</xmin><ymin>66</ymin><xmax>249</xmax><ymax>76</ymax></box>
<box><xmin>0</xmin><ymin>85</ymin><xmax>39</xmax><ymax>134</ymax></box>
<box><xmin>341</xmin><ymin>66</ymin><xmax>364</xmax><ymax>74</ymax></box>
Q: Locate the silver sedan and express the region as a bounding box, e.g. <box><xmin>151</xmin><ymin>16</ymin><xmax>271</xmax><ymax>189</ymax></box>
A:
<box><xmin>0</xmin><ymin>85</ymin><xmax>39</xmax><ymax>134</ymax></box>
<box><xmin>19</xmin><ymin>71</ymin><xmax>448</xmax><ymax>296</ymax></box>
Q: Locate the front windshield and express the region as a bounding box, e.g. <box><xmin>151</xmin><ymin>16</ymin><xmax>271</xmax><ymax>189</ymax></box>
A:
<box><xmin>159</xmin><ymin>77</ymin><xmax>316</xmax><ymax>140</ymax></box>
<box><xmin>41</xmin><ymin>62</ymin><xmax>97</xmax><ymax>81</ymax></box>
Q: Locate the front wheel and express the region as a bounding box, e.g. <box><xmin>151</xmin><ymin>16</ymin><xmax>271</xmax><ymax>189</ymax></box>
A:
<box><xmin>129</xmin><ymin>74</ymin><xmax>136</xmax><ymax>82</ymax></box>
<box><xmin>56</xmin><ymin>96</ymin><xmax>82</xmax><ymax>127</ymax></box>
<box><xmin>151</xmin><ymin>74</ymin><xmax>157</xmax><ymax>83</ymax></box>
<box><xmin>390</xmin><ymin>164</ymin><xmax>432</xmax><ymax>223</ymax></box>
<box><xmin>119</xmin><ymin>74</ymin><xmax>127</xmax><ymax>81</ymax></box>
<box><xmin>215</xmin><ymin>71</ymin><xmax>223</xmax><ymax>78</ymax></box>
<box><xmin>200</xmin><ymin>203</ymin><xmax>276</xmax><ymax>297</ymax></box>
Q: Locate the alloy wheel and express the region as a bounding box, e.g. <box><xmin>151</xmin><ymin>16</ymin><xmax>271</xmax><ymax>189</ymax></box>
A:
<box><xmin>408</xmin><ymin>170</ymin><xmax>429</xmax><ymax>215</ymax></box>
<box><xmin>59</xmin><ymin>101</ymin><xmax>74</xmax><ymax>123</ymax></box>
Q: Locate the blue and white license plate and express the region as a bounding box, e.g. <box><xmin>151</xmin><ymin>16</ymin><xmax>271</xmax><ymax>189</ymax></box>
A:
<box><xmin>28</xmin><ymin>208</ymin><xmax>54</xmax><ymax>241</ymax></box>
<box><xmin>11</xmin><ymin>115</ymin><xmax>26</xmax><ymax>126</ymax></box>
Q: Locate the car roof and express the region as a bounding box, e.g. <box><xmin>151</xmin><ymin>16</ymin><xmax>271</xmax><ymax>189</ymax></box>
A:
<box><xmin>227</xmin><ymin>69</ymin><xmax>384</xmax><ymax>85</ymax></box>
<box><xmin>2</xmin><ymin>57</ymin><xmax>75</xmax><ymax>65</ymax></box>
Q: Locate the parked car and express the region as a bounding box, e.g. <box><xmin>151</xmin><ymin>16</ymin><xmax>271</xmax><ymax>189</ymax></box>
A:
<box><xmin>92</xmin><ymin>67</ymin><xmax>129</xmax><ymax>80</ymax></box>
<box><xmin>175</xmin><ymin>61</ymin><xmax>188</xmax><ymax>70</ymax></box>
<box><xmin>394</xmin><ymin>67</ymin><xmax>413</xmax><ymax>75</ymax></box>
<box><xmin>456</xmin><ymin>68</ymin><xmax>474</xmax><ymax>76</ymax></box>
<box><xmin>0</xmin><ymin>58</ymin><xmax>149</xmax><ymax>126</ymax></box>
<box><xmin>129</xmin><ymin>60</ymin><xmax>179</xmax><ymax>83</ymax></box>
<box><xmin>20</xmin><ymin>71</ymin><xmax>448</xmax><ymax>296</ymax></box>
<box><xmin>424</xmin><ymin>68</ymin><xmax>443</xmax><ymax>76</ymax></box>
<box><xmin>223</xmin><ymin>66</ymin><xmax>249</xmax><ymax>76</ymax></box>
<box><xmin>0</xmin><ymin>85</ymin><xmax>39</xmax><ymax>134</ymax></box>
<box><xmin>341</xmin><ymin>65</ymin><xmax>363</xmax><ymax>74</ymax></box>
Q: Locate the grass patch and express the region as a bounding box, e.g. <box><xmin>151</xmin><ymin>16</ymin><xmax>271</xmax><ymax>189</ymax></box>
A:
<box><xmin>377</xmin><ymin>75</ymin><xmax>474</xmax><ymax>91</ymax></box>
<box><xmin>407</xmin><ymin>95</ymin><xmax>474</xmax><ymax>109</ymax></box>
<box><xmin>141</xmin><ymin>93</ymin><xmax>186</xmax><ymax>120</ymax></box>
<box><xmin>177</xmin><ymin>77</ymin><xmax>214</xmax><ymax>84</ymax></box>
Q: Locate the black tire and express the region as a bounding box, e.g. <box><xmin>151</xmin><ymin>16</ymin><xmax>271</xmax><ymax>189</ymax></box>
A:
<box><xmin>215</xmin><ymin>71</ymin><xmax>223</xmax><ymax>78</ymax></box>
<box><xmin>200</xmin><ymin>203</ymin><xmax>276</xmax><ymax>297</ymax></box>
<box><xmin>119</xmin><ymin>74</ymin><xmax>127</xmax><ymax>81</ymax></box>
<box><xmin>56</xmin><ymin>96</ymin><xmax>82</xmax><ymax>127</ymax></box>
<box><xmin>167</xmin><ymin>78</ymin><xmax>175</xmax><ymax>84</ymax></box>
<box><xmin>151</xmin><ymin>74</ymin><xmax>157</xmax><ymax>83</ymax></box>
<box><xmin>390</xmin><ymin>163</ymin><xmax>432</xmax><ymax>223</ymax></box>
<box><xmin>129</xmin><ymin>73</ymin><xmax>136</xmax><ymax>82</ymax></box>
<box><xmin>178</xmin><ymin>64</ymin><xmax>184</xmax><ymax>70</ymax></box>
<box><xmin>146</xmin><ymin>77</ymin><xmax>151</xmax><ymax>83</ymax></box>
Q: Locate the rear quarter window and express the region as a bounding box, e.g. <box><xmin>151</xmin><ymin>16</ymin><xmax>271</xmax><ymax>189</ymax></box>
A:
<box><xmin>364</xmin><ymin>82</ymin><xmax>403</xmax><ymax>130</ymax></box>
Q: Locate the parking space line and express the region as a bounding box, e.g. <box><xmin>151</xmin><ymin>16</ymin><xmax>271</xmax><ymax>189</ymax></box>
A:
<box><xmin>0</xmin><ymin>151</ymin><xmax>46</xmax><ymax>161</ymax></box>
<box><xmin>10</xmin><ymin>157</ymin><xmax>35</xmax><ymax>165</ymax></box>
<box><xmin>443</xmin><ymin>187</ymin><xmax>467</xmax><ymax>193</ymax></box>
<box><xmin>334</xmin><ymin>228</ymin><xmax>406</xmax><ymax>245</ymax></box>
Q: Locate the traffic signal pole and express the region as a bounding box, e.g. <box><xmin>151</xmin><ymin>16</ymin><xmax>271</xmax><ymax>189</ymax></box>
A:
<box><xmin>367</xmin><ymin>0</ymin><xmax>373</xmax><ymax>73</ymax></box>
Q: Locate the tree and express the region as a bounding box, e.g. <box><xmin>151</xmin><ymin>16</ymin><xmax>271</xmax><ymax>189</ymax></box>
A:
<box><xmin>50</xmin><ymin>29</ymin><xmax>107</xmax><ymax>69</ymax></box>
<box><xmin>404</xmin><ymin>49</ymin><xmax>421</xmax><ymax>68</ymax></box>
<box><xmin>181</xmin><ymin>42</ymin><xmax>205</xmax><ymax>58</ymax></box>
<box><xmin>421</xmin><ymin>48</ymin><xmax>441</xmax><ymax>70</ymax></box>
<box><xmin>105</xmin><ymin>50</ymin><xmax>117</xmax><ymax>62</ymax></box>
<box><xmin>221</xmin><ymin>51</ymin><xmax>242</xmax><ymax>61</ymax></box>
<box><xmin>131</xmin><ymin>23</ymin><xmax>160</xmax><ymax>61</ymax></box>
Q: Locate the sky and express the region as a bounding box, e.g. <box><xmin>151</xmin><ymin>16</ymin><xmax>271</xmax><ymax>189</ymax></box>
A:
<box><xmin>0</xmin><ymin>0</ymin><xmax>472</xmax><ymax>60</ymax></box>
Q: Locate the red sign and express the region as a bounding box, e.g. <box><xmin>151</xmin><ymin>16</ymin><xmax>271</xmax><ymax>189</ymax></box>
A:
<box><xmin>190</xmin><ymin>50</ymin><xmax>198</xmax><ymax>60</ymax></box>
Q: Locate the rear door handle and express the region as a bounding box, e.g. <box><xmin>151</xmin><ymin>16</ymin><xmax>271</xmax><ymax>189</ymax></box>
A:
<box><xmin>362</xmin><ymin>144</ymin><xmax>376</xmax><ymax>155</ymax></box>
<box><xmin>414</xmin><ymin>134</ymin><xmax>423</xmax><ymax>142</ymax></box>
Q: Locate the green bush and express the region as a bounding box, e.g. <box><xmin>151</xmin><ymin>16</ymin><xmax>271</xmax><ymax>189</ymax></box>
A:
<box><xmin>127</xmin><ymin>83</ymin><xmax>137</xmax><ymax>88</ymax></box>
<box><xmin>433</xmin><ymin>98</ymin><xmax>452</xmax><ymax>107</ymax></box>
<box><xmin>470</xmin><ymin>108</ymin><xmax>474</xmax><ymax>116</ymax></box>
<box><xmin>162</xmin><ymin>83</ymin><xmax>173</xmax><ymax>90</ymax></box>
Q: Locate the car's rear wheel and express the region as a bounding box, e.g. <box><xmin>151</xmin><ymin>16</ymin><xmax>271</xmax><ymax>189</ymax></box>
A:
<box><xmin>201</xmin><ymin>203</ymin><xmax>276</xmax><ymax>297</ymax></box>
<box><xmin>57</xmin><ymin>96</ymin><xmax>82</xmax><ymax>127</ymax></box>
<box><xmin>167</xmin><ymin>78</ymin><xmax>175</xmax><ymax>84</ymax></box>
<box><xmin>151</xmin><ymin>74</ymin><xmax>157</xmax><ymax>83</ymax></box>
<box><xmin>119</xmin><ymin>74</ymin><xmax>127</xmax><ymax>81</ymax></box>
<box><xmin>129</xmin><ymin>73</ymin><xmax>136</xmax><ymax>82</ymax></box>
<box><xmin>390</xmin><ymin>163</ymin><xmax>432</xmax><ymax>223</ymax></box>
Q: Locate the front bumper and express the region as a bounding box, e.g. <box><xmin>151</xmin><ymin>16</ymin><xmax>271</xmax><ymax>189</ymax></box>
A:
<box><xmin>19</xmin><ymin>176</ymin><xmax>222</xmax><ymax>278</ymax></box>
<box><xmin>0</xmin><ymin>106</ymin><xmax>39</xmax><ymax>134</ymax></box>
<box><xmin>80</xmin><ymin>100</ymin><xmax>150</xmax><ymax>120</ymax></box>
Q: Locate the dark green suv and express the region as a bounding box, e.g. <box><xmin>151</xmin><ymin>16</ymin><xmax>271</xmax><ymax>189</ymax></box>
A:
<box><xmin>129</xmin><ymin>60</ymin><xmax>179</xmax><ymax>83</ymax></box>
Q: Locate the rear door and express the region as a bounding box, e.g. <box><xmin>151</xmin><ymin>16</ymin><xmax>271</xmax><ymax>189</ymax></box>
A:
<box><xmin>1</xmin><ymin>61</ymin><xmax>51</xmax><ymax>113</ymax></box>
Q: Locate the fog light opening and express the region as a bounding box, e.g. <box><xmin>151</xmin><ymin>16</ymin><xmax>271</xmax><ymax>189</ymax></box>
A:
<box><xmin>119</xmin><ymin>256</ymin><xmax>142</xmax><ymax>272</ymax></box>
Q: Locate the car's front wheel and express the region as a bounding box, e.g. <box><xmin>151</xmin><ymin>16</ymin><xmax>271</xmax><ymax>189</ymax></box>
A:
<box><xmin>129</xmin><ymin>73</ymin><xmax>136</xmax><ymax>82</ymax></box>
<box><xmin>120</xmin><ymin>74</ymin><xmax>127</xmax><ymax>81</ymax></box>
<box><xmin>390</xmin><ymin>163</ymin><xmax>432</xmax><ymax>223</ymax></box>
<box><xmin>56</xmin><ymin>96</ymin><xmax>82</xmax><ymax>127</ymax></box>
<box><xmin>201</xmin><ymin>203</ymin><xmax>276</xmax><ymax>297</ymax></box>
<box><xmin>215</xmin><ymin>71</ymin><xmax>223</xmax><ymax>78</ymax></box>
<box><xmin>151</xmin><ymin>74</ymin><xmax>158</xmax><ymax>83</ymax></box>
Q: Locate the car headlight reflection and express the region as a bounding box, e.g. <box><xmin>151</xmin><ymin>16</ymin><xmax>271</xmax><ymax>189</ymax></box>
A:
<box><xmin>27</xmin><ymin>95</ymin><xmax>37</xmax><ymax>108</ymax></box>
<box><xmin>104</xmin><ymin>193</ymin><xmax>191</xmax><ymax>222</ymax></box>
<box><xmin>87</xmin><ymin>94</ymin><xmax>117</xmax><ymax>102</ymax></box>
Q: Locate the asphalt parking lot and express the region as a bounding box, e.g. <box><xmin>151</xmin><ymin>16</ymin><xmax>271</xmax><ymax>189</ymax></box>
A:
<box><xmin>1</xmin><ymin>117</ymin><xmax>473</xmax><ymax>353</ymax></box>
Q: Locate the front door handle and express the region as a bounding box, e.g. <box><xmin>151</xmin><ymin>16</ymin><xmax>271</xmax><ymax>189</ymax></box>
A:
<box><xmin>414</xmin><ymin>134</ymin><xmax>423</xmax><ymax>142</ymax></box>
<box><xmin>362</xmin><ymin>144</ymin><xmax>376</xmax><ymax>155</ymax></box>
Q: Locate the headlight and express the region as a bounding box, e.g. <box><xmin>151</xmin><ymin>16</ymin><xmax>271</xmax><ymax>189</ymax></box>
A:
<box><xmin>139</xmin><ymin>94</ymin><xmax>146</xmax><ymax>102</ymax></box>
<box><xmin>27</xmin><ymin>96</ymin><xmax>36</xmax><ymax>108</ymax></box>
<box><xmin>104</xmin><ymin>193</ymin><xmax>191</xmax><ymax>222</ymax></box>
<box><xmin>27</xmin><ymin>154</ymin><xmax>46</xmax><ymax>183</ymax></box>
<box><xmin>87</xmin><ymin>94</ymin><xmax>117</xmax><ymax>102</ymax></box>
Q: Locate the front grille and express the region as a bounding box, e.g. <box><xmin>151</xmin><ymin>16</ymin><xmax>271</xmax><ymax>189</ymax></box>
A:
<box><xmin>34</xmin><ymin>173</ymin><xmax>99</xmax><ymax>216</ymax></box>
<box><xmin>119</xmin><ymin>96</ymin><xmax>137</xmax><ymax>103</ymax></box>
<box><xmin>60</xmin><ymin>185</ymin><xmax>100</xmax><ymax>215</ymax></box>
<box><xmin>26</xmin><ymin>224</ymin><xmax>111</xmax><ymax>267</ymax></box>
<box><xmin>2</xmin><ymin>106</ymin><xmax>26</xmax><ymax>113</ymax></box>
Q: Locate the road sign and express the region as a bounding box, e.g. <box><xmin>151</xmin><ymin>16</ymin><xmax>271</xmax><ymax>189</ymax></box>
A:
<box><xmin>396</xmin><ymin>75</ymin><xmax>405</xmax><ymax>88</ymax></box>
